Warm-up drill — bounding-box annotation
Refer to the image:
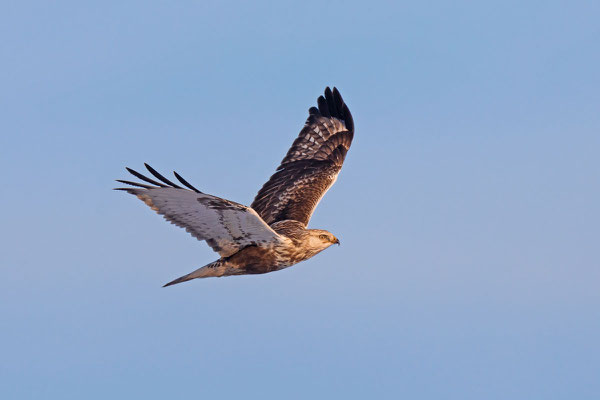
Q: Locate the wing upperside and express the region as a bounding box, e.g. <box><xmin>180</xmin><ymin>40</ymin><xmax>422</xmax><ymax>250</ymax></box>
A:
<box><xmin>251</xmin><ymin>87</ymin><xmax>354</xmax><ymax>225</ymax></box>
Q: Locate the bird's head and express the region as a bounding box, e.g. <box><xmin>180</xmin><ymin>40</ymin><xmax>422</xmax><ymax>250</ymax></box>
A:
<box><xmin>306</xmin><ymin>229</ymin><xmax>340</xmax><ymax>253</ymax></box>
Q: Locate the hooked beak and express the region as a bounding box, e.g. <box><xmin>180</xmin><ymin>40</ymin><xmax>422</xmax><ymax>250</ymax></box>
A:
<box><xmin>334</xmin><ymin>238</ymin><xmax>340</xmax><ymax>246</ymax></box>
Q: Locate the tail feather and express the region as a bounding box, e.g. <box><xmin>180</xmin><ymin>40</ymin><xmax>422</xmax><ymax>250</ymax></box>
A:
<box><xmin>163</xmin><ymin>259</ymin><xmax>228</xmax><ymax>287</ymax></box>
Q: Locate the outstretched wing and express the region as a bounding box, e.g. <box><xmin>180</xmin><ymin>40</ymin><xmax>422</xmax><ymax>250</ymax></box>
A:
<box><xmin>251</xmin><ymin>87</ymin><xmax>354</xmax><ymax>226</ymax></box>
<box><xmin>116</xmin><ymin>164</ymin><xmax>284</xmax><ymax>257</ymax></box>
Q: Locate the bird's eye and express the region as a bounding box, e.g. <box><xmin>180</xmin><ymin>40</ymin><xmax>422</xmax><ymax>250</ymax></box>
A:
<box><xmin>319</xmin><ymin>234</ymin><xmax>329</xmax><ymax>241</ymax></box>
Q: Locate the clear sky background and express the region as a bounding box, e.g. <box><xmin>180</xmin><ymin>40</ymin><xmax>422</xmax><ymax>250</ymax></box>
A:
<box><xmin>1</xmin><ymin>1</ymin><xmax>599</xmax><ymax>399</ymax></box>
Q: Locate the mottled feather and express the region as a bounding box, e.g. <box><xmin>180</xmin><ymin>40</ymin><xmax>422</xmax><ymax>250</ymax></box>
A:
<box><xmin>251</xmin><ymin>86</ymin><xmax>354</xmax><ymax>226</ymax></box>
<box><xmin>116</xmin><ymin>168</ymin><xmax>284</xmax><ymax>257</ymax></box>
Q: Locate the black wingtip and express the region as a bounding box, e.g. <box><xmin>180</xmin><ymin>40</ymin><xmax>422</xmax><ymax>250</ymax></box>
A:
<box><xmin>331</xmin><ymin>87</ymin><xmax>343</xmax><ymax>115</ymax></box>
<box><xmin>115</xmin><ymin>179</ymin><xmax>153</xmax><ymax>189</ymax></box>
<box><xmin>144</xmin><ymin>163</ymin><xmax>183</xmax><ymax>189</ymax></box>
<box><xmin>125</xmin><ymin>167</ymin><xmax>167</xmax><ymax>187</ymax></box>
<box><xmin>324</xmin><ymin>87</ymin><xmax>336</xmax><ymax>114</ymax></box>
<box><xmin>117</xmin><ymin>164</ymin><xmax>202</xmax><ymax>194</ymax></box>
<box><xmin>113</xmin><ymin>187</ymin><xmax>138</xmax><ymax>194</ymax></box>
<box><xmin>317</xmin><ymin>96</ymin><xmax>331</xmax><ymax>117</ymax></box>
<box><xmin>173</xmin><ymin>171</ymin><xmax>202</xmax><ymax>193</ymax></box>
<box><xmin>342</xmin><ymin>103</ymin><xmax>354</xmax><ymax>132</ymax></box>
<box><xmin>315</xmin><ymin>87</ymin><xmax>353</xmax><ymax>131</ymax></box>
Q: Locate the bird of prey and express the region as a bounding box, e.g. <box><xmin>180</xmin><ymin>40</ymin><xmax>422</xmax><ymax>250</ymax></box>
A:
<box><xmin>116</xmin><ymin>87</ymin><xmax>354</xmax><ymax>286</ymax></box>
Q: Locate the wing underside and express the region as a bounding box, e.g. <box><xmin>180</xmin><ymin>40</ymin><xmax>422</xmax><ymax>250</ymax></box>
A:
<box><xmin>116</xmin><ymin>164</ymin><xmax>283</xmax><ymax>257</ymax></box>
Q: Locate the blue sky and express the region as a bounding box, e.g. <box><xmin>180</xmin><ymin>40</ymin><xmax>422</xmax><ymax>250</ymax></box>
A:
<box><xmin>1</xmin><ymin>1</ymin><xmax>599</xmax><ymax>399</ymax></box>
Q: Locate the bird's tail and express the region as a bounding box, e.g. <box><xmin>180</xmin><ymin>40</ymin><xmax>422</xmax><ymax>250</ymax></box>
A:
<box><xmin>163</xmin><ymin>259</ymin><xmax>228</xmax><ymax>287</ymax></box>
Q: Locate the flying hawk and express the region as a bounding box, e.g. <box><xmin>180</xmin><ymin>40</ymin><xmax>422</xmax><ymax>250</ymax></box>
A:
<box><xmin>116</xmin><ymin>87</ymin><xmax>354</xmax><ymax>286</ymax></box>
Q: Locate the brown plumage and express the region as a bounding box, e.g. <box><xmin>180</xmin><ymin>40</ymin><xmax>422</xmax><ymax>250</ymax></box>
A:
<box><xmin>115</xmin><ymin>87</ymin><xmax>354</xmax><ymax>286</ymax></box>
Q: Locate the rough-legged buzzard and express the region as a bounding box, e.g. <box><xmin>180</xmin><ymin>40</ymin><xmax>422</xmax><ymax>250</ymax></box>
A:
<box><xmin>116</xmin><ymin>87</ymin><xmax>354</xmax><ymax>286</ymax></box>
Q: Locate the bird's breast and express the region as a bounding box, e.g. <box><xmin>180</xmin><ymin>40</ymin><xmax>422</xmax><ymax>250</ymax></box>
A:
<box><xmin>274</xmin><ymin>242</ymin><xmax>319</xmax><ymax>266</ymax></box>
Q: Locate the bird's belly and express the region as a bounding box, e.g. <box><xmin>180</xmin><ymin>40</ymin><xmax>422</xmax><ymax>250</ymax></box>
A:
<box><xmin>226</xmin><ymin>244</ymin><xmax>319</xmax><ymax>275</ymax></box>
